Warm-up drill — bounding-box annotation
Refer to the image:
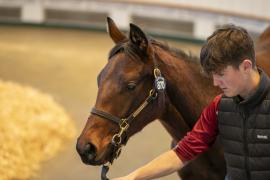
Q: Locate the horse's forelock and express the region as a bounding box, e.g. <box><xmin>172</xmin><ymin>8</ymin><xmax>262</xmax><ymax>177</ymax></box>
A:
<box><xmin>108</xmin><ymin>43</ymin><xmax>125</xmax><ymax>59</ymax></box>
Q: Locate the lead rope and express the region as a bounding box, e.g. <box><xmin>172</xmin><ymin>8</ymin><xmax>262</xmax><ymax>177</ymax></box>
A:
<box><xmin>101</xmin><ymin>163</ymin><xmax>110</xmax><ymax>180</ymax></box>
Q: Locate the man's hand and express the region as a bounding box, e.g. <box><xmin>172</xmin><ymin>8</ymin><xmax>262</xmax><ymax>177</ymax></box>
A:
<box><xmin>112</xmin><ymin>174</ymin><xmax>135</xmax><ymax>180</ymax></box>
<box><xmin>111</xmin><ymin>150</ymin><xmax>184</xmax><ymax>180</ymax></box>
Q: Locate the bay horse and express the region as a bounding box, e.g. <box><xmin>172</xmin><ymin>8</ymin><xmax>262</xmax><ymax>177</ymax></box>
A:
<box><xmin>256</xmin><ymin>26</ymin><xmax>270</xmax><ymax>71</ymax></box>
<box><xmin>76</xmin><ymin>17</ymin><xmax>225</xmax><ymax>180</ymax></box>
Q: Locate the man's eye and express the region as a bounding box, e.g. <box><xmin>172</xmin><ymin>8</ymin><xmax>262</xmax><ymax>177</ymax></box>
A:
<box><xmin>219</xmin><ymin>73</ymin><xmax>225</xmax><ymax>77</ymax></box>
<box><xmin>216</xmin><ymin>71</ymin><xmax>224</xmax><ymax>77</ymax></box>
<box><xmin>127</xmin><ymin>82</ymin><xmax>136</xmax><ymax>90</ymax></box>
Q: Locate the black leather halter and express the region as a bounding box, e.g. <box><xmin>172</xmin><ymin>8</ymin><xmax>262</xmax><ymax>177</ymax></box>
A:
<box><xmin>92</xmin><ymin>88</ymin><xmax>158</xmax><ymax>180</ymax></box>
<box><xmin>91</xmin><ymin>89</ymin><xmax>158</xmax><ymax>127</ymax></box>
<box><xmin>90</xmin><ymin>54</ymin><xmax>166</xmax><ymax>180</ymax></box>
<box><xmin>91</xmin><ymin>88</ymin><xmax>158</xmax><ymax>145</ymax></box>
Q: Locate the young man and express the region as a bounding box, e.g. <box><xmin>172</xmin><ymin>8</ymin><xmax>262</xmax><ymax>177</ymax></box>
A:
<box><xmin>113</xmin><ymin>25</ymin><xmax>270</xmax><ymax>180</ymax></box>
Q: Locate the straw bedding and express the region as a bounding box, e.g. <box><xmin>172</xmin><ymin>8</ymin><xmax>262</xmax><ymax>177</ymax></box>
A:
<box><xmin>0</xmin><ymin>80</ymin><xmax>76</xmax><ymax>180</ymax></box>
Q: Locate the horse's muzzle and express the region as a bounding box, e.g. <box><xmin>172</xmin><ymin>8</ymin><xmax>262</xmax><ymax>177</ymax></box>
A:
<box><xmin>76</xmin><ymin>139</ymin><xmax>99</xmax><ymax>165</ymax></box>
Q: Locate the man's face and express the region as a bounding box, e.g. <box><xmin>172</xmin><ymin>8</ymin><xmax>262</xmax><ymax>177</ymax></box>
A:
<box><xmin>212</xmin><ymin>65</ymin><xmax>246</xmax><ymax>97</ymax></box>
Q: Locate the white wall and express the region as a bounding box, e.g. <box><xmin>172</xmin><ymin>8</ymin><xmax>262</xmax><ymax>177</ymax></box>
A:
<box><xmin>145</xmin><ymin>0</ymin><xmax>270</xmax><ymax>19</ymax></box>
<box><xmin>0</xmin><ymin>0</ymin><xmax>269</xmax><ymax>40</ymax></box>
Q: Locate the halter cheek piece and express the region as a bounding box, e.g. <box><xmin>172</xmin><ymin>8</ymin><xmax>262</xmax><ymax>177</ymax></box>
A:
<box><xmin>91</xmin><ymin>67</ymin><xmax>166</xmax><ymax>180</ymax></box>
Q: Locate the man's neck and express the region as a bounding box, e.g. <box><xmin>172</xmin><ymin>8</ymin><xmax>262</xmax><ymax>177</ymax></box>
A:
<box><xmin>240</xmin><ymin>69</ymin><xmax>260</xmax><ymax>99</ymax></box>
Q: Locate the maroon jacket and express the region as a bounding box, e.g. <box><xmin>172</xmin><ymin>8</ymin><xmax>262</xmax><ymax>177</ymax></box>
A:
<box><xmin>174</xmin><ymin>94</ymin><xmax>222</xmax><ymax>162</ymax></box>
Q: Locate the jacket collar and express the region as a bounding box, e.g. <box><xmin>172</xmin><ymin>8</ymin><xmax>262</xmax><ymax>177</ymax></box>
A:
<box><xmin>233</xmin><ymin>68</ymin><xmax>270</xmax><ymax>109</ymax></box>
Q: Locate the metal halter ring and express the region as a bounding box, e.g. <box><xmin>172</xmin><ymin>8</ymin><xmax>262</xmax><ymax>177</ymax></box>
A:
<box><xmin>154</xmin><ymin>68</ymin><xmax>161</xmax><ymax>78</ymax></box>
<box><xmin>149</xmin><ymin>89</ymin><xmax>158</xmax><ymax>99</ymax></box>
<box><xmin>112</xmin><ymin>134</ymin><xmax>122</xmax><ymax>145</ymax></box>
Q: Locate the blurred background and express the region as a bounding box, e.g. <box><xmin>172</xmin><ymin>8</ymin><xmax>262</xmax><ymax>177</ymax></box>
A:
<box><xmin>0</xmin><ymin>0</ymin><xmax>269</xmax><ymax>180</ymax></box>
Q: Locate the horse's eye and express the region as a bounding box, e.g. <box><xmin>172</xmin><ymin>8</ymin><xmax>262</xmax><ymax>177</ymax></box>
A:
<box><xmin>127</xmin><ymin>82</ymin><xmax>136</xmax><ymax>90</ymax></box>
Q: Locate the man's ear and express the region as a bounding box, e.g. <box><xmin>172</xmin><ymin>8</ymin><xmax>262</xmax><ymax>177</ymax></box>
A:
<box><xmin>107</xmin><ymin>17</ymin><xmax>127</xmax><ymax>44</ymax></box>
<box><xmin>242</xmin><ymin>59</ymin><xmax>253</xmax><ymax>71</ymax></box>
<box><xmin>129</xmin><ymin>23</ymin><xmax>149</xmax><ymax>53</ymax></box>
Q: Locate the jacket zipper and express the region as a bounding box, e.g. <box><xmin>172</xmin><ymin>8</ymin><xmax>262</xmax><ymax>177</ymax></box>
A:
<box><xmin>241</xmin><ymin>110</ymin><xmax>251</xmax><ymax>180</ymax></box>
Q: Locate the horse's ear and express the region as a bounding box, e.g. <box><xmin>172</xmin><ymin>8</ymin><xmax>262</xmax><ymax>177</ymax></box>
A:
<box><xmin>129</xmin><ymin>23</ymin><xmax>149</xmax><ymax>53</ymax></box>
<box><xmin>106</xmin><ymin>17</ymin><xmax>127</xmax><ymax>44</ymax></box>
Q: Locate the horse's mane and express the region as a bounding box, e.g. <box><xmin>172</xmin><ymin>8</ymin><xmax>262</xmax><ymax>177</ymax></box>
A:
<box><xmin>108</xmin><ymin>37</ymin><xmax>199</xmax><ymax>64</ymax></box>
<box><xmin>151</xmin><ymin>39</ymin><xmax>207</xmax><ymax>75</ymax></box>
<box><xmin>150</xmin><ymin>39</ymin><xmax>199</xmax><ymax>63</ymax></box>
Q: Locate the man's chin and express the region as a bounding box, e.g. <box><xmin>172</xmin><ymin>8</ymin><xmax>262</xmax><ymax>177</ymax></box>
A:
<box><xmin>223</xmin><ymin>91</ymin><xmax>236</xmax><ymax>97</ymax></box>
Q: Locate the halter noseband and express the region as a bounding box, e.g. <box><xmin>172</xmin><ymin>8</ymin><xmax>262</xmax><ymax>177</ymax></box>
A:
<box><xmin>91</xmin><ymin>88</ymin><xmax>158</xmax><ymax>148</ymax></box>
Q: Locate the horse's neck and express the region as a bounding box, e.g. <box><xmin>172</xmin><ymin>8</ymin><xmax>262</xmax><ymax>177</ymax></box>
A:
<box><xmin>256</xmin><ymin>26</ymin><xmax>270</xmax><ymax>76</ymax></box>
<box><xmin>160</xmin><ymin>98</ymin><xmax>191</xmax><ymax>141</ymax></box>
<box><xmin>156</xmin><ymin>47</ymin><xmax>219</xmax><ymax>127</ymax></box>
<box><xmin>258</xmin><ymin>26</ymin><xmax>270</xmax><ymax>46</ymax></box>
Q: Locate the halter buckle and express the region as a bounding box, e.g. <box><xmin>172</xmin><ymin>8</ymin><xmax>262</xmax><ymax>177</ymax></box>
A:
<box><xmin>120</xmin><ymin>119</ymin><xmax>129</xmax><ymax>129</ymax></box>
<box><xmin>112</xmin><ymin>119</ymin><xmax>129</xmax><ymax>145</ymax></box>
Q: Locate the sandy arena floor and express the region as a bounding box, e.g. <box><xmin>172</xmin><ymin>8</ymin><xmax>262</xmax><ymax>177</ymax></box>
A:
<box><xmin>0</xmin><ymin>25</ymin><xmax>201</xmax><ymax>180</ymax></box>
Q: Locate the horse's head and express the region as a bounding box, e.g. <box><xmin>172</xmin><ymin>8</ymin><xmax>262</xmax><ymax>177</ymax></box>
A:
<box><xmin>76</xmin><ymin>17</ymin><xmax>166</xmax><ymax>165</ymax></box>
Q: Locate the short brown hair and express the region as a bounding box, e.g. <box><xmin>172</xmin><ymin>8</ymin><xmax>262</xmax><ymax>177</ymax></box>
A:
<box><xmin>200</xmin><ymin>24</ymin><xmax>255</xmax><ymax>75</ymax></box>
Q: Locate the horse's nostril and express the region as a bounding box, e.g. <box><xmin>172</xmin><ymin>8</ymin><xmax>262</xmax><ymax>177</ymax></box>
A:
<box><xmin>84</xmin><ymin>142</ymin><xmax>97</xmax><ymax>160</ymax></box>
<box><xmin>87</xmin><ymin>153</ymin><xmax>95</xmax><ymax>160</ymax></box>
<box><xmin>84</xmin><ymin>143</ymin><xmax>91</xmax><ymax>152</ymax></box>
